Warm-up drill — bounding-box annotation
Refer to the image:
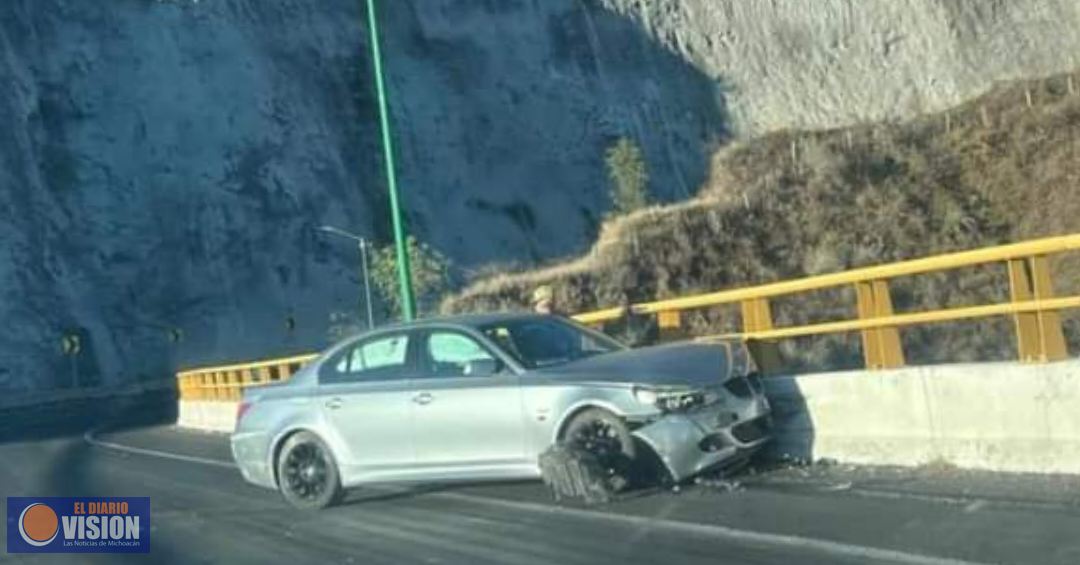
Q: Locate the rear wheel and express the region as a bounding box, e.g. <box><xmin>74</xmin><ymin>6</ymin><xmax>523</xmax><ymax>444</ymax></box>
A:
<box><xmin>563</xmin><ymin>408</ymin><xmax>638</xmax><ymax>492</ymax></box>
<box><xmin>276</xmin><ymin>431</ymin><xmax>342</xmax><ymax>510</ymax></box>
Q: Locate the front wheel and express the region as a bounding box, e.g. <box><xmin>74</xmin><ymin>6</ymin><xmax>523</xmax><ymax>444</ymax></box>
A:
<box><xmin>563</xmin><ymin>408</ymin><xmax>638</xmax><ymax>492</ymax></box>
<box><xmin>276</xmin><ymin>431</ymin><xmax>342</xmax><ymax>510</ymax></box>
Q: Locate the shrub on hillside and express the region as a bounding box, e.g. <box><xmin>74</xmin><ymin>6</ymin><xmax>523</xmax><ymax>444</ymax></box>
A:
<box><xmin>605</xmin><ymin>137</ymin><xmax>649</xmax><ymax>216</ymax></box>
<box><xmin>445</xmin><ymin>72</ymin><xmax>1080</xmax><ymax>368</ymax></box>
<box><xmin>372</xmin><ymin>236</ymin><xmax>451</xmax><ymax>318</ymax></box>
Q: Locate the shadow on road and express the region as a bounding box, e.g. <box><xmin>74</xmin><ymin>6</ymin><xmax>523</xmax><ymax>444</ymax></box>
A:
<box><xmin>338</xmin><ymin>479</ymin><xmax>541</xmax><ymax>507</ymax></box>
<box><xmin>0</xmin><ymin>388</ymin><xmax>178</xmax><ymax>446</ymax></box>
<box><xmin>38</xmin><ymin>418</ymin><xmax>188</xmax><ymax>564</ymax></box>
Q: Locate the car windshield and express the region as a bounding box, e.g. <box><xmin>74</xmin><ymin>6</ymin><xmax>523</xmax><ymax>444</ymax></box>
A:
<box><xmin>480</xmin><ymin>317</ymin><xmax>624</xmax><ymax>369</ymax></box>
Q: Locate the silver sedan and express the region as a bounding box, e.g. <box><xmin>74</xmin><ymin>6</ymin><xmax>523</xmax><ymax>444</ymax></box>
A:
<box><xmin>231</xmin><ymin>313</ymin><xmax>771</xmax><ymax>508</ymax></box>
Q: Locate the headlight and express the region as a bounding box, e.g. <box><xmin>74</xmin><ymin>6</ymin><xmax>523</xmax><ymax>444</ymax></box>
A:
<box><xmin>632</xmin><ymin>386</ymin><xmax>659</xmax><ymax>406</ymax></box>
<box><xmin>633</xmin><ymin>386</ymin><xmax>706</xmax><ymax>412</ymax></box>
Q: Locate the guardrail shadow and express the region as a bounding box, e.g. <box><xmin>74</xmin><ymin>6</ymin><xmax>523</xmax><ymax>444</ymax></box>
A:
<box><xmin>759</xmin><ymin>377</ymin><xmax>815</xmax><ymax>464</ymax></box>
<box><xmin>0</xmin><ymin>387</ymin><xmax>178</xmax><ymax>446</ymax></box>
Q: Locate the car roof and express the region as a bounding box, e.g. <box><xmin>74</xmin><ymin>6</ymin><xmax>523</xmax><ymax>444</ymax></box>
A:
<box><xmin>376</xmin><ymin>311</ymin><xmax>555</xmax><ymax>332</ymax></box>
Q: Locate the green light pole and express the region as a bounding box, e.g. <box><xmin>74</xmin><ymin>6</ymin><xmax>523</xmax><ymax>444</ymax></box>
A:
<box><xmin>364</xmin><ymin>0</ymin><xmax>416</xmax><ymax>321</ymax></box>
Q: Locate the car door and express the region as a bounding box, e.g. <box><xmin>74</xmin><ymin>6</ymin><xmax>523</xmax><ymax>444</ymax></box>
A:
<box><xmin>317</xmin><ymin>331</ymin><xmax>416</xmax><ymax>479</ymax></box>
<box><xmin>410</xmin><ymin>329</ymin><xmax>528</xmax><ymax>471</ymax></box>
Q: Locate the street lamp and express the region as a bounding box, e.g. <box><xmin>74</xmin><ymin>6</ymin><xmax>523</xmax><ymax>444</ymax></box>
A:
<box><xmin>318</xmin><ymin>225</ymin><xmax>375</xmax><ymax>330</ymax></box>
<box><xmin>364</xmin><ymin>0</ymin><xmax>416</xmax><ymax>321</ymax></box>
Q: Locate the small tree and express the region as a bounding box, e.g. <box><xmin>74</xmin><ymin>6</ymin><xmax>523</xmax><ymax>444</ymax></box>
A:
<box><xmin>605</xmin><ymin>137</ymin><xmax>649</xmax><ymax>215</ymax></box>
<box><xmin>371</xmin><ymin>236</ymin><xmax>452</xmax><ymax>318</ymax></box>
<box><xmin>326</xmin><ymin>310</ymin><xmax>362</xmax><ymax>344</ymax></box>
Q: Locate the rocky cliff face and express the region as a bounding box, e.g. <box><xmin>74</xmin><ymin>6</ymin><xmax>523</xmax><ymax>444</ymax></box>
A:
<box><xmin>0</xmin><ymin>0</ymin><xmax>723</xmax><ymax>390</ymax></box>
<box><xmin>605</xmin><ymin>0</ymin><xmax>1080</xmax><ymax>134</ymax></box>
<box><xmin>0</xmin><ymin>0</ymin><xmax>1076</xmax><ymax>392</ymax></box>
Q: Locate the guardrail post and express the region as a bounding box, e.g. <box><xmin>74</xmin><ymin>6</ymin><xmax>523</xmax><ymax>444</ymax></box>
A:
<box><xmin>231</xmin><ymin>371</ymin><xmax>241</xmax><ymax>401</ymax></box>
<box><xmin>740</xmin><ymin>298</ymin><xmax>783</xmax><ymax>375</ymax></box>
<box><xmin>1008</xmin><ymin>256</ymin><xmax>1068</xmax><ymax>362</ymax></box>
<box><xmin>237</xmin><ymin>371</ymin><xmax>246</xmax><ymax>399</ymax></box>
<box><xmin>855</xmin><ymin>280</ymin><xmax>905</xmax><ymax>369</ymax></box>
<box><xmin>656</xmin><ymin>309</ymin><xmax>683</xmax><ymax>342</ymax></box>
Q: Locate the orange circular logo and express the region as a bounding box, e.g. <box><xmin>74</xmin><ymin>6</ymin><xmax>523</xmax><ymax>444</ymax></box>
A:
<box><xmin>19</xmin><ymin>503</ymin><xmax>59</xmax><ymax>546</ymax></box>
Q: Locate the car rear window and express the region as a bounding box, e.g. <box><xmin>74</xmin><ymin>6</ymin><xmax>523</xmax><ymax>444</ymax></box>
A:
<box><xmin>320</xmin><ymin>333</ymin><xmax>411</xmax><ymax>383</ymax></box>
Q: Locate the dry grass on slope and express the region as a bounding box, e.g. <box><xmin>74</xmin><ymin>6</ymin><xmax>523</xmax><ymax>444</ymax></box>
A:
<box><xmin>444</xmin><ymin>72</ymin><xmax>1080</xmax><ymax>369</ymax></box>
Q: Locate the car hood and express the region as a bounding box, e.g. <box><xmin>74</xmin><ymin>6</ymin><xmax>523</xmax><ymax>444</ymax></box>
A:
<box><xmin>531</xmin><ymin>342</ymin><xmax>734</xmax><ymax>387</ymax></box>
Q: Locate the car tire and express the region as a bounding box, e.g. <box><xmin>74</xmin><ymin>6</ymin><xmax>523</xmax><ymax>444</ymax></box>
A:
<box><xmin>276</xmin><ymin>431</ymin><xmax>342</xmax><ymax>510</ymax></box>
<box><xmin>562</xmin><ymin>408</ymin><xmax>638</xmax><ymax>492</ymax></box>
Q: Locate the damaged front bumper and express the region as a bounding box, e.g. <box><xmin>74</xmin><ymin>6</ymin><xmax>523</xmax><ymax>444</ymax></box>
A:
<box><xmin>631</xmin><ymin>391</ymin><xmax>771</xmax><ymax>482</ymax></box>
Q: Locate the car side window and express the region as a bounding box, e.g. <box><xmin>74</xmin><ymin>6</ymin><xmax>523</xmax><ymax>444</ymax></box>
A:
<box><xmin>424</xmin><ymin>331</ymin><xmax>498</xmax><ymax>378</ymax></box>
<box><xmin>511</xmin><ymin>321</ymin><xmax>579</xmax><ymax>366</ymax></box>
<box><xmin>322</xmin><ymin>333</ymin><xmax>411</xmax><ymax>384</ymax></box>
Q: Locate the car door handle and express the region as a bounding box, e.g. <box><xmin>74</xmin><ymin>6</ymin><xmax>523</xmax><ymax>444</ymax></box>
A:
<box><xmin>325</xmin><ymin>397</ymin><xmax>343</xmax><ymax>410</ymax></box>
<box><xmin>412</xmin><ymin>392</ymin><xmax>434</xmax><ymax>406</ymax></box>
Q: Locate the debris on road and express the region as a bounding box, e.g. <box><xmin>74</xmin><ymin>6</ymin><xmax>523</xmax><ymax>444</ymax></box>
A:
<box><xmin>694</xmin><ymin>475</ymin><xmax>744</xmax><ymax>493</ymax></box>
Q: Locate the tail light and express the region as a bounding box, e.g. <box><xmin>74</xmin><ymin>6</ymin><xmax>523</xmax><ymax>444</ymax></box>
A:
<box><xmin>235</xmin><ymin>401</ymin><xmax>253</xmax><ymax>428</ymax></box>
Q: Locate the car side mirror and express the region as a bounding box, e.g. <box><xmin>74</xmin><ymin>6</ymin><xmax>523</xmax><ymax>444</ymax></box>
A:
<box><xmin>464</xmin><ymin>358</ymin><xmax>503</xmax><ymax>377</ymax></box>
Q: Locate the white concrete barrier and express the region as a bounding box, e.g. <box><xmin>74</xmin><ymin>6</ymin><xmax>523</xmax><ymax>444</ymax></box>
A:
<box><xmin>765</xmin><ymin>359</ymin><xmax>1080</xmax><ymax>474</ymax></box>
<box><xmin>177</xmin><ymin>400</ymin><xmax>237</xmax><ymax>433</ymax></box>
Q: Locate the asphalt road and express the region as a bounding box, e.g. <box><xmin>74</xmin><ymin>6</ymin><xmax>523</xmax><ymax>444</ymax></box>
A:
<box><xmin>2</xmin><ymin>424</ymin><xmax>1080</xmax><ymax>565</ymax></box>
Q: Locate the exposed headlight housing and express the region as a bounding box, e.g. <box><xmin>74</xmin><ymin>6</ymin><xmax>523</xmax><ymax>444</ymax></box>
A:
<box><xmin>633</xmin><ymin>386</ymin><xmax>707</xmax><ymax>413</ymax></box>
<box><xmin>632</xmin><ymin>386</ymin><xmax>659</xmax><ymax>406</ymax></box>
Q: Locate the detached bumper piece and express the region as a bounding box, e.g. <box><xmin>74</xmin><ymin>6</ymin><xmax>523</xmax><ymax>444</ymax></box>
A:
<box><xmin>538</xmin><ymin>444</ymin><xmax>614</xmax><ymax>505</ymax></box>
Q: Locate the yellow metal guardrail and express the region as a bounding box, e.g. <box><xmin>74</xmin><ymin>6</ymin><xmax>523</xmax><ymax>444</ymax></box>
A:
<box><xmin>177</xmin><ymin>234</ymin><xmax>1080</xmax><ymax>401</ymax></box>
<box><xmin>177</xmin><ymin>354</ymin><xmax>317</xmax><ymax>402</ymax></box>
<box><xmin>578</xmin><ymin>233</ymin><xmax>1080</xmax><ymax>371</ymax></box>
